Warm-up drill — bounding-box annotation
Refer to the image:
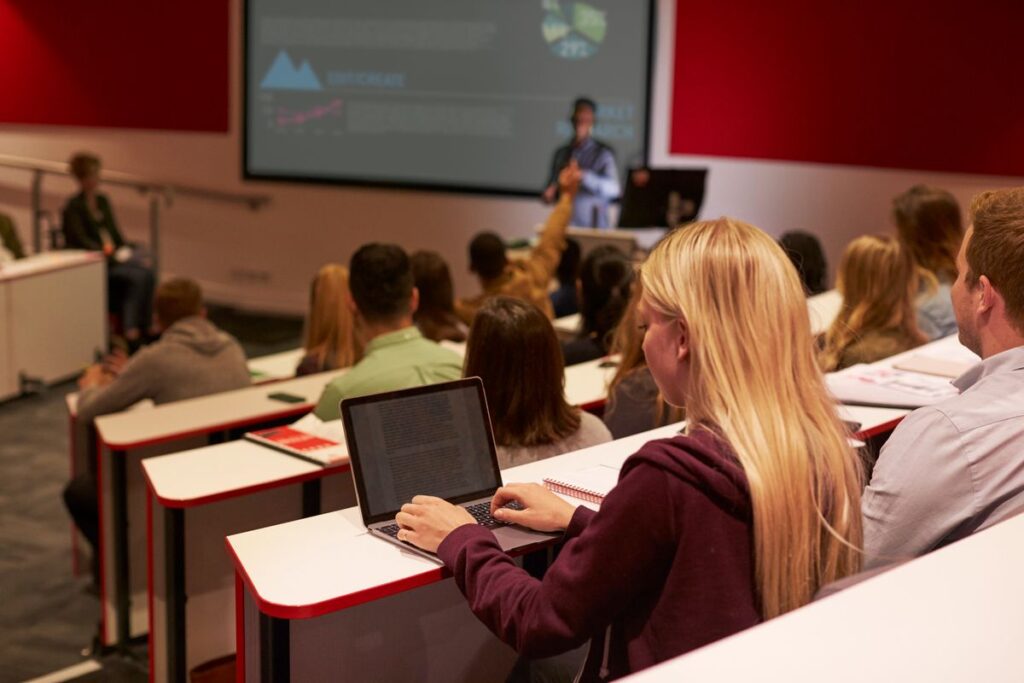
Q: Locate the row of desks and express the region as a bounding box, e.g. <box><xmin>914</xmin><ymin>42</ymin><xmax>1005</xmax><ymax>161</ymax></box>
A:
<box><xmin>142</xmin><ymin>405</ymin><xmax>906</xmax><ymax>682</ymax></box>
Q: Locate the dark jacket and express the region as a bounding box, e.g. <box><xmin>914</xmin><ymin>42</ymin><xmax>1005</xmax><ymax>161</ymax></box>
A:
<box><xmin>62</xmin><ymin>192</ymin><xmax>125</xmax><ymax>252</ymax></box>
<box><xmin>437</xmin><ymin>429</ymin><xmax>760</xmax><ymax>681</ymax></box>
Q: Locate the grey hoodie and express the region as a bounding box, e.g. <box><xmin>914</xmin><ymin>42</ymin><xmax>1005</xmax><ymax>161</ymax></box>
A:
<box><xmin>77</xmin><ymin>316</ymin><xmax>251</xmax><ymax>424</ymax></box>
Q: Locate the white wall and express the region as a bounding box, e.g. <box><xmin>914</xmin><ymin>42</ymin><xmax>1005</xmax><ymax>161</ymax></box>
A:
<box><xmin>0</xmin><ymin>0</ymin><xmax>1020</xmax><ymax>314</ymax></box>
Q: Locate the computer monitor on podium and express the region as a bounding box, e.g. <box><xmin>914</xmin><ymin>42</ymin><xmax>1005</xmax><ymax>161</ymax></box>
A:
<box><xmin>617</xmin><ymin>168</ymin><xmax>707</xmax><ymax>228</ymax></box>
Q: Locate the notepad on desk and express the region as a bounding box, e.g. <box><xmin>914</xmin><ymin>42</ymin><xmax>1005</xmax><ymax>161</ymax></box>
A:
<box><xmin>544</xmin><ymin>464</ymin><xmax>620</xmax><ymax>505</ymax></box>
<box><xmin>245</xmin><ymin>425</ymin><xmax>348</xmax><ymax>467</ymax></box>
<box><xmin>892</xmin><ymin>354</ymin><xmax>974</xmax><ymax>379</ymax></box>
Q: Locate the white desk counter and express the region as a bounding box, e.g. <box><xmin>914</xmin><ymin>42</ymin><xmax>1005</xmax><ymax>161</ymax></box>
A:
<box><xmin>826</xmin><ymin>334</ymin><xmax>978</xmax><ymax>409</ymax></box>
<box><xmin>0</xmin><ymin>250</ymin><xmax>105</xmax><ymax>400</ymax></box>
<box><xmin>622</xmin><ymin>511</ymin><xmax>1024</xmax><ymax>683</ymax></box>
<box><xmin>247</xmin><ymin>348</ymin><xmax>304</xmax><ymax>384</ymax></box>
<box><xmin>806</xmin><ymin>288</ymin><xmax>842</xmax><ymax>336</ymax></box>
<box><xmin>226</xmin><ymin>409</ymin><xmax>901</xmax><ymax>682</ymax></box>
<box><xmin>143</xmin><ymin>440</ymin><xmax>355</xmax><ymax>683</ymax></box>
<box><xmin>565</xmin><ymin>355</ymin><xmax>619</xmax><ymax>410</ymax></box>
<box><xmin>93</xmin><ymin>368</ymin><xmax>345</xmax><ymax>648</ymax></box>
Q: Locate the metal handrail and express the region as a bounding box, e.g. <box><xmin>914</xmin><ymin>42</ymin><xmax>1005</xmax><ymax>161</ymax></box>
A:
<box><xmin>0</xmin><ymin>153</ymin><xmax>271</xmax><ymax>279</ymax></box>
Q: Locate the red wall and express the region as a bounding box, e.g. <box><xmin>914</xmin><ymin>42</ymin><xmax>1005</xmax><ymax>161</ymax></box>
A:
<box><xmin>671</xmin><ymin>0</ymin><xmax>1024</xmax><ymax>177</ymax></box>
<box><xmin>0</xmin><ymin>0</ymin><xmax>229</xmax><ymax>132</ymax></box>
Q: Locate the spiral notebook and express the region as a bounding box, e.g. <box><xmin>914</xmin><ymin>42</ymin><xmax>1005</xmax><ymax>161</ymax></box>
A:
<box><xmin>543</xmin><ymin>465</ymin><xmax>620</xmax><ymax>505</ymax></box>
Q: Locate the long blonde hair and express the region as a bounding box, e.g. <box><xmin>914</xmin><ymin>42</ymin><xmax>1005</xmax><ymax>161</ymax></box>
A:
<box><xmin>819</xmin><ymin>235</ymin><xmax>926</xmax><ymax>371</ymax></box>
<box><xmin>304</xmin><ymin>264</ymin><xmax>360</xmax><ymax>370</ymax></box>
<box><xmin>640</xmin><ymin>218</ymin><xmax>863</xmax><ymax>619</ymax></box>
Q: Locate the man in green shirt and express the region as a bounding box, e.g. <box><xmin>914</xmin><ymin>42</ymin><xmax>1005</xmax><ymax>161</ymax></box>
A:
<box><xmin>313</xmin><ymin>243</ymin><xmax>463</xmax><ymax>420</ymax></box>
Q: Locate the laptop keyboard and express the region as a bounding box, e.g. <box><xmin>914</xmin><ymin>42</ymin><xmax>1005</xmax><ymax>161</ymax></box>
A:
<box><xmin>378</xmin><ymin>501</ymin><xmax>523</xmax><ymax>538</ymax></box>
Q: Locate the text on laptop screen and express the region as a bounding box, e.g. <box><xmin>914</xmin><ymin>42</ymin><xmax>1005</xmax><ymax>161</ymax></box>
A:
<box><xmin>347</xmin><ymin>384</ymin><xmax>499</xmax><ymax>519</ymax></box>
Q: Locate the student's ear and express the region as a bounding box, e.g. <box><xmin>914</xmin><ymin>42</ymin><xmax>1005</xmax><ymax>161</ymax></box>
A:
<box><xmin>199</xmin><ymin>306</ymin><xmax>208</xmax><ymax>319</ymax></box>
<box><xmin>978</xmin><ymin>275</ymin><xmax>997</xmax><ymax>315</ymax></box>
<box><xmin>409</xmin><ymin>286</ymin><xmax>420</xmax><ymax>316</ymax></box>
<box><xmin>346</xmin><ymin>292</ymin><xmax>358</xmax><ymax>314</ymax></box>
<box><xmin>675</xmin><ymin>318</ymin><xmax>689</xmax><ymax>363</ymax></box>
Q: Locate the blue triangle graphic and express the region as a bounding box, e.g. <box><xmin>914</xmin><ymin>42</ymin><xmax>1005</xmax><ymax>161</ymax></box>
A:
<box><xmin>260</xmin><ymin>50</ymin><xmax>323</xmax><ymax>91</ymax></box>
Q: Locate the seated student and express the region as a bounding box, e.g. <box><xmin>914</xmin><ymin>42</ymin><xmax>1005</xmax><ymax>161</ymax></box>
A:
<box><xmin>62</xmin><ymin>152</ymin><xmax>155</xmax><ymax>346</ymax></box>
<box><xmin>549</xmin><ymin>238</ymin><xmax>582</xmax><ymax>318</ymax></box>
<box><xmin>396</xmin><ymin>217</ymin><xmax>863</xmax><ymax>681</ymax></box>
<box><xmin>456</xmin><ymin>163</ymin><xmax>581</xmax><ymax>324</ymax></box>
<box><xmin>602</xmin><ymin>286</ymin><xmax>684</xmax><ymax>439</ymax></box>
<box><xmin>863</xmin><ymin>187</ymin><xmax>1024</xmax><ymax>569</ymax></box>
<box><xmin>411</xmin><ymin>250</ymin><xmax>468</xmax><ymax>344</ymax></box>
<box><xmin>779</xmin><ymin>230</ymin><xmax>828</xmax><ymax>295</ymax></box>
<box><xmin>892</xmin><ymin>185</ymin><xmax>964</xmax><ymax>339</ymax></box>
<box><xmin>64</xmin><ymin>278</ymin><xmax>250</xmax><ymax>569</ymax></box>
<box><xmin>313</xmin><ymin>244</ymin><xmax>462</xmax><ymax>420</ymax></box>
<box><xmin>561</xmin><ymin>245</ymin><xmax>634</xmax><ymax>366</ymax></box>
<box><xmin>818</xmin><ymin>235</ymin><xmax>927</xmax><ymax>371</ymax></box>
<box><xmin>463</xmin><ymin>296</ymin><xmax>611</xmax><ymax>468</ymax></box>
<box><xmin>297</xmin><ymin>264</ymin><xmax>360</xmax><ymax>376</ymax></box>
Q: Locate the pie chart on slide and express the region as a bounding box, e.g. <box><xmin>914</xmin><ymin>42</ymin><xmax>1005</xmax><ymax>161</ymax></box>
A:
<box><xmin>542</xmin><ymin>1</ymin><xmax>607</xmax><ymax>60</ymax></box>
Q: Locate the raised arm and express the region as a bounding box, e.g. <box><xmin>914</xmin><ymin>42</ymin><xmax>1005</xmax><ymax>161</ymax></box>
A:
<box><xmin>525</xmin><ymin>163</ymin><xmax>581</xmax><ymax>290</ymax></box>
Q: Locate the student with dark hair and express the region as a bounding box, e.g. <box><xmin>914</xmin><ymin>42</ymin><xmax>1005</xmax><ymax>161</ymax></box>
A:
<box><xmin>313</xmin><ymin>243</ymin><xmax>462</xmax><ymax>420</ymax></box>
<box><xmin>549</xmin><ymin>238</ymin><xmax>582</xmax><ymax>318</ymax></box>
<box><xmin>463</xmin><ymin>297</ymin><xmax>610</xmax><ymax>468</ymax></box>
<box><xmin>411</xmin><ymin>250</ymin><xmax>467</xmax><ymax>343</ymax></box>
<box><xmin>456</xmin><ymin>164</ymin><xmax>581</xmax><ymax>323</ymax></box>
<box><xmin>562</xmin><ymin>245</ymin><xmax>634</xmax><ymax>365</ymax></box>
<box><xmin>892</xmin><ymin>185</ymin><xmax>964</xmax><ymax>339</ymax></box>
<box><xmin>779</xmin><ymin>230</ymin><xmax>828</xmax><ymax>295</ymax></box>
<box><xmin>64</xmin><ymin>278</ymin><xmax>250</xmax><ymax>574</ymax></box>
<box><xmin>62</xmin><ymin>152</ymin><xmax>155</xmax><ymax>345</ymax></box>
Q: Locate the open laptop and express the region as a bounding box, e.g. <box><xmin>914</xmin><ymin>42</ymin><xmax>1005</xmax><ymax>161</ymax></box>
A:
<box><xmin>340</xmin><ymin>377</ymin><xmax>559</xmax><ymax>563</ymax></box>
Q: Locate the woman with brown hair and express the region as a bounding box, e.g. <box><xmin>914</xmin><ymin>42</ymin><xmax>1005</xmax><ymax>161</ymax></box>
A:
<box><xmin>892</xmin><ymin>185</ymin><xmax>964</xmax><ymax>339</ymax></box>
<box><xmin>396</xmin><ymin>217</ymin><xmax>863</xmax><ymax>681</ymax></box>
<box><xmin>462</xmin><ymin>296</ymin><xmax>610</xmax><ymax>468</ymax></box>
<box><xmin>410</xmin><ymin>250</ymin><xmax>467</xmax><ymax>343</ymax></box>
<box><xmin>819</xmin><ymin>235</ymin><xmax>927</xmax><ymax>371</ymax></box>
<box><xmin>296</xmin><ymin>264</ymin><xmax>360</xmax><ymax>376</ymax></box>
<box><xmin>63</xmin><ymin>152</ymin><xmax>155</xmax><ymax>345</ymax></box>
<box><xmin>602</xmin><ymin>283</ymin><xmax>684</xmax><ymax>438</ymax></box>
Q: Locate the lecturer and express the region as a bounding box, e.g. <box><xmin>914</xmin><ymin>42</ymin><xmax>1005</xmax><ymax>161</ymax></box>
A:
<box><xmin>542</xmin><ymin>97</ymin><xmax>620</xmax><ymax>229</ymax></box>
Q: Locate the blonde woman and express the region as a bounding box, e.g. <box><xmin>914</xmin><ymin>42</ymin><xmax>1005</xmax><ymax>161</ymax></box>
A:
<box><xmin>395</xmin><ymin>218</ymin><xmax>863</xmax><ymax>681</ymax></box>
<box><xmin>296</xmin><ymin>264</ymin><xmax>360</xmax><ymax>376</ymax></box>
<box><xmin>819</xmin><ymin>235</ymin><xmax>927</xmax><ymax>371</ymax></box>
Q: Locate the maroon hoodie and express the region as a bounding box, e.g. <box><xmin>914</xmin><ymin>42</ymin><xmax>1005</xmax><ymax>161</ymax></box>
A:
<box><xmin>437</xmin><ymin>429</ymin><xmax>760</xmax><ymax>681</ymax></box>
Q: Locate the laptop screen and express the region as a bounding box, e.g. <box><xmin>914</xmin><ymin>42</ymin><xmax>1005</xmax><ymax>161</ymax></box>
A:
<box><xmin>341</xmin><ymin>378</ymin><xmax>502</xmax><ymax>524</ymax></box>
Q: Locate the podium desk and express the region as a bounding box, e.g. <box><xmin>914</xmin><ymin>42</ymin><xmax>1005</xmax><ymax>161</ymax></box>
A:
<box><xmin>143</xmin><ymin>440</ymin><xmax>355</xmax><ymax>683</ymax></box>
<box><xmin>620</xmin><ymin>511</ymin><xmax>1024</xmax><ymax>683</ymax></box>
<box><xmin>94</xmin><ymin>368</ymin><xmax>345</xmax><ymax>648</ymax></box>
<box><xmin>226</xmin><ymin>407</ymin><xmax>901</xmax><ymax>683</ymax></box>
<box><xmin>0</xmin><ymin>250</ymin><xmax>105</xmax><ymax>401</ymax></box>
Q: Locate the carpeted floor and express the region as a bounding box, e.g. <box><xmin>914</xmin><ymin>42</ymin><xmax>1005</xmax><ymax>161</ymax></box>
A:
<box><xmin>0</xmin><ymin>306</ymin><xmax>301</xmax><ymax>683</ymax></box>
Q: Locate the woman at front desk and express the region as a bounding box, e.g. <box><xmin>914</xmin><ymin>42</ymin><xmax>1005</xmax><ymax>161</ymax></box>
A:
<box><xmin>396</xmin><ymin>218</ymin><xmax>865</xmax><ymax>681</ymax></box>
<box><xmin>63</xmin><ymin>152</ymin><xmax>155</xmax><ymax>347</ymax></box>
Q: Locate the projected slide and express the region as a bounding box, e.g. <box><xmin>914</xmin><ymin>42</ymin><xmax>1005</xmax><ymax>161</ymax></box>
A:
<box><xmin>245</xmin><ymin>0</ymin><xmax>652</xmax><ymax>195</ymax></box>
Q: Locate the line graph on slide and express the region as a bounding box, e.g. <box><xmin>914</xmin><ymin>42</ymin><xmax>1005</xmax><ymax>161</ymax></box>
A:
<box><xmin>275</xmin><ymin>98</ymin><xmax>343</xmax><ymax>128</ymax></box>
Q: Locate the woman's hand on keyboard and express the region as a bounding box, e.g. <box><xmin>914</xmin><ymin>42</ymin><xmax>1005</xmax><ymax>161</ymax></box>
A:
<box><xmin>396</xmin><ymin>496</ymin><xmax>475</xmax><ymax>553</ymax></box>
<box><xmin>490</xmin><ymin>483</ymin><xmax>576</xmax><ymax>532</ymax></box>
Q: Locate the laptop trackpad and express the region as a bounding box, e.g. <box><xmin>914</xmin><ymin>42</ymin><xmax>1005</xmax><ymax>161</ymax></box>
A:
<box><xmin>492</xmin><ymin>525</ymin><xmax>560</xmax><ymax>552</ymax></box>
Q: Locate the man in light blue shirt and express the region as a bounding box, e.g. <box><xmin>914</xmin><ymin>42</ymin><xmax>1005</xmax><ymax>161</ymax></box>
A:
<box><xmin>863</xmin><ymin>187</ymin><xmax>1024</xmax><ymax>568</ymax></box>
<box><xmin>543</xmin><ymin>97</ymin><xmax>620</xmax><ymax>228</ymax></box>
